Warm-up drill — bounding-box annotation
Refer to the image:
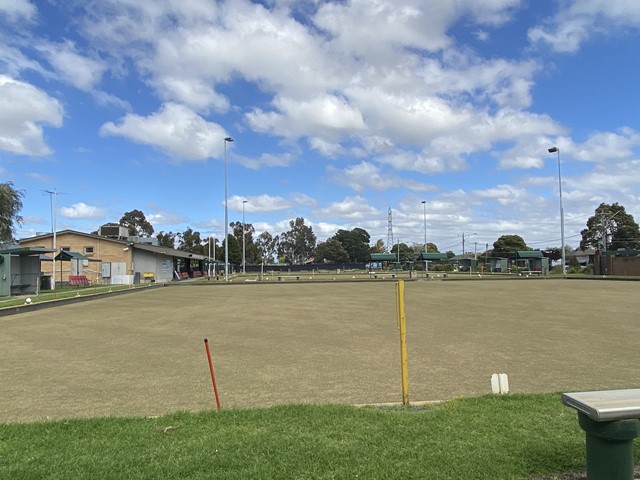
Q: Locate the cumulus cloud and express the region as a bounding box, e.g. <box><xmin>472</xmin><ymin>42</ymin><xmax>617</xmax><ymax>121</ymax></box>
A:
<box><xmin>246</xmin><ymin>94</ymin><xmax>365</xmax><ymax>140</ymax></box>
<box><xmin>59</xmin><ymin>202</ymin><xmax>107</xmax><ymax>219</ymax></box>
<box><xmin>317</xmin><ymin>196</ymin><xmax>383</xmax><ymax>220</ymax></box>
<box><xmin>228</xmin><ymin>194</ymin><xmax>292</xmax><ymax>212</ymax></box>
<box><xmin>234</xmin><ymin>152</ymin><xmax>296</xmax><ymax>170</ymax></box>
<box><xmin>38</xmin><ymin>41</ymin><xmax>107</xmax><ymax>91</ymax></box>
<box><xmin>99</xmin><ymin>103</ymin><xmax>228</xmax><ymax>161</ymax></box>
<box><xmin>77</xmin><ymin>0</ymin><xmax>551</xmax><ymax>162</ymax></box>
<box><xmin>0</xmin><ymin>75</ymin><xmax>63</xmax><ymax>155</ymax></box>
<box><xmin>329</xmin><ymin>161</ymin><xmax>435</xmax><ymax>192</ymax></box>
<box><xmin>0</xmin><ymin>0</ymin><xmax>36</xmax><ymax>21</ymax></box>
<box><xmin>528</xmin><ymin>0</ymin><xmax>640</xmax><ymax>53</ymax></box>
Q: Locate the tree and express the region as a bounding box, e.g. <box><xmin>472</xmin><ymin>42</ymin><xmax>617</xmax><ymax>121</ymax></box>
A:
<box><xmin>332</xmin><ymin>228</ymin><xmax>371</xmax><ymax>262</ymax></box>
<box><xmin>177</xmin><ymin>227</ymin><xmax>204</xmax><ymax>253</ymax></box>
<box><xmin>224</xmin><ymin>234</ymin><xmax>241</xmax><ymax>266</ymax></box>
<box><xmin>370</xmin><ymin>239</ymin><xmax>386</xmax><ymax>254</ymax></box>
<box><xmin>580</xmin><ymin>203</ymin><xmax>640</xmax><ymax>251</ymax></box>
<box><xmin>256</xmin><ymin>231</ymin><xmax>279</xmax><ymax>264</ymax></box>
<box><xmin>156</xmin><ymin>231</ymin><xmax>176</xmax><ymax>248</ymax></box>
<box><xmin>411</xmin><ymin>242</ymin><xmax>438</xmax><ymax>255</ymax></box>
<box><xmin>120</xmin><ymin>209</ymin><xmax>154</xmax><ymax>237</ymax></box>
<box><xmin>279</xmin><ymin>217</ymin><xmax>316</xmax><ymax>264</ymax></box>
<box><xmin>392</xmin><ymin>242</ymin><xmax>414</xmax><ymax>263</ymax></box>
<box><xmin>314</xmin><ymin>238</ymin><xmax>349</xmax><ymax>263</ymax></box>
<box><xmin>492</xmin><ymin>235</ymin><xmax>529</xmax><ymax>257</ymax></box>
<box><xmin>231</xmin><ymin>221</ymin><xmax>258</xmax><ymax>264</ymax></box>
<box><xmin>0</xmin><ymin>182</ymin><xmax>24</xmax><ymax>243</ymax></box>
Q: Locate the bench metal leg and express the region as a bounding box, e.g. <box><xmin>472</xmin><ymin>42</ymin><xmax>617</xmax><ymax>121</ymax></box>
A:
<box><xmin>578</xmin><ymin>413</ymin><xmax>640</xmax><ymax>480</ymax></box>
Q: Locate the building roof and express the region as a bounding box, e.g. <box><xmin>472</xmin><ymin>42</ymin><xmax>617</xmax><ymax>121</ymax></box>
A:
<box><xmin>131</xmin><ymin>242</ymin><xmax>208</xmax><ymax>260</ymax></box>
<box><xmin>55</xmin><ymin>250</ymin><xmax>102</xmax><ymax>262</ymax></box>
<box><xmin>0</xmin><ymin>246</ymin><xmax>56</xmax><ymax>256</ymax></box>
<box><xmin>516</xmin><ymin>251</ymin><xmax>543</xmax><ymax>259</ymax></box>
<box><xmin>370</xmin><ymin>253</ymin><xmax>398</xmax><ymax>261</ymax></box>
<box><xmin>20</xmin><ymin>229</ymin><xmax>207</xmax><ymax>260</ymax></box>
<box><xmin>417</xmin><ymin>252</ymin><xmax>449</xmax><ymax>261</ymax></box>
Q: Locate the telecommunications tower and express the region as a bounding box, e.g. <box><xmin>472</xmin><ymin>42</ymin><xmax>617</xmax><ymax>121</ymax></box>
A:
<box><xmin>387</xmin><ymin>207</ymin><xmax>394</xmax><ymax>252</ymax></box>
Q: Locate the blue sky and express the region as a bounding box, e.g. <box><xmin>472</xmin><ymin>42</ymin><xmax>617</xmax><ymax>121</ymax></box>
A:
<box><xmin>2</xmin><ymin>0</ymin><xmax>640</xmax><ymax>254</ymax></box>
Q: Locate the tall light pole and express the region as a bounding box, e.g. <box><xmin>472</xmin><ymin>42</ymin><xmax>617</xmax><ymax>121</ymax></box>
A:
<box><xmin>224</xmin><ymin>137</ymin><xmax>234</xmax><ymax>281</ymax></box>
<box><xmin>421</xmin><ymin>201</ymin><xmax>428</xmax><ymax>273</ymax></box>
<box><xmin>242</xmin><ymin>199</ymin><xmax>248</xmax><ymax>274</ymax></box>
<box><xmin>44</xmin><ymin>189</ymin><xmax>58</xmax><ymax>290</ymax></box>
<box><xmin>548</xmin><ymin>147</ymin><xmax>565</xmax><ymax>275</ymax></box>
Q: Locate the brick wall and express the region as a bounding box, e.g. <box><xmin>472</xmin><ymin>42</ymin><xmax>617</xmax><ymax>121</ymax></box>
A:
<box><xmin>19</xmin><ymin>232</ymin><xmax>132</xmax><ymax>284</ymax></box>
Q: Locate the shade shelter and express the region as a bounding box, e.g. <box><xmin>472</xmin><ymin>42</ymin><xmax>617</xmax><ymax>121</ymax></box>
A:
<box><xmin>0</xmin><ymin>246</ymin><xmax>55</xmax><ymax>296</ymax></box>
<box><xmin>515</xmin><ymin>250</ymin><xmax>548</xmax><ymax>274</ymax></box>
<box><xmin>53</xmin><ymin>250</ymin><xmax>102</xmax><ymax>287</ymax></box>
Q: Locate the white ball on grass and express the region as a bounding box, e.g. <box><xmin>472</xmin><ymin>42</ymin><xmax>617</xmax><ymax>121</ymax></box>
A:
<box><xmin>25</xmin><ymin>297</ymin><xmax>32</xmax><ymax>304</ymax></box>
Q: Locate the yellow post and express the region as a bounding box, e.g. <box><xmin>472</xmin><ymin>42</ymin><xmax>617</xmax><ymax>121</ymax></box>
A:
<box><xmin>396</xmin><ymin>280</ymin><xmax>409</xmax><ymax>406</ymax></box>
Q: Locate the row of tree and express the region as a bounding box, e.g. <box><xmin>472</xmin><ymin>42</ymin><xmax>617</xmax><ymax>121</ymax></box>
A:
<box><xmin>1</xmin><ymin>182</ymin><xmax>638</xmax><ymax>264</ymax></box>
<box><xmin>115</xmin><ymin>203</ymin><xmax>640</xmax><ymax>266</ymax></box>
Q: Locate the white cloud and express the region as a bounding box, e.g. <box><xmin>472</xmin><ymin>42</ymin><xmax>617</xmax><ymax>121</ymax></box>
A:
<box><xmin>0</xmin><ymin>0</ymin><xmax>36</xmax><ymax>21</ymax></box>
<box><xmin>99</xmin><ymin>103</ymin><xmax>228</xmax><ymax>161</ymax></box>
<box><xmin>235</xmin><ymin>152</ymin><xmax>295</xmax><ymax>170</ymax></box>
<box><xmin>317</xmin><ymin>196</ymin><xmax>382</xmax><ymax>220</ymax></box>
<box><xmin>0</xmin><ymin>75</ymin><xmax>63</xmax><ymax>155</ymax></box>
<box><xmin>146</xmin><ymin>211</ymin><xmax>185</xmax><ymax>227</ymax></box>
<box><xmin>329</xmin><ymin>161</ymin><xmax>435</xmax><ymax>192</ymax></box>
<box><xmin>246</xmin><ymin>94</ymin><xmax>365</xmax><ymax>140</ymax></box>
<box><xmin>528</xmin><ymin>0</ymin><xmax>640</xmax><ymax>53</ymax></box>
<box><xmin>59</xmin><ymin>202</ymin><xmax>107</xmax><ymax>219</ymax></box>
<box><xmin>228</xmin><ymin>194</ymin><xmax>292</xmax><ymax>212</ymax></box>
<box><xmin>572</xmin><ymin>129</ymin><xmax>640</xmax><ymax>162</ymax></box>
<box><xmin>38</xmin><ymin>41</ymin><xmax>107</xmax><ymax>91</ymax></box>
<box><xmin>473</xmin><ymin>184</ymin><xmax>530</xmax><ymax>206</ymax></box>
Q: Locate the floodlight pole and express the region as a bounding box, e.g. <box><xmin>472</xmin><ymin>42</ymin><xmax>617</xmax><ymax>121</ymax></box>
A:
<box><xmin>224</xmin><ymin>137</ymin><xmax>234</xmax><ymax>281</ymax></box>
<box><xmin>242</xmin><ymin>200</ymin><xmax>248</xmax><ymax>274</ymax></box>
<box><xmin>422</xmin><ymin>201</ymin><xmax>428</xmax><ymax>273</ymax></box>
<box><xmin>548</xmin><ymin>147</ymin><xmax>565</xmax><ymax>275</ymax></box>
<box><xmin>44</xmin><ymin>189</ymin><xmax>58</xmax><ymax>291</ymax></box>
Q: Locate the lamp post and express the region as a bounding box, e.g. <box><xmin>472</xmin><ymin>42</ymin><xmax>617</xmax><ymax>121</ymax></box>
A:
<box><xmin>242</xmin><ymin>199</ymin><xmax>248</xmax><ymax>274</ymax></box>
<box><xmin>224</xmin><ymin>137</ymin><xmax>234</xmax><ymax>281</ymax></box>
<box><xmin>421</xmin><ymin>201</ymin><xmax>428</xmax><ymax>273</ymax></box>
<box><xmin>44</xmin><ymin>189</ymin><xmax>58</xmax><ymax>291</ymax></box>
<box><xmin>548</xmin><ymin>147</ymin><xmax>565</xmax><ymax>275</ymax></box>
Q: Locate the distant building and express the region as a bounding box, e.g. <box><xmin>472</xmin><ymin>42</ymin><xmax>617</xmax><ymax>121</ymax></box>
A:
<box><xmin>19</xmin><ymin>230</ymin><xmax>208</xmax><ymax>286</ymax></box>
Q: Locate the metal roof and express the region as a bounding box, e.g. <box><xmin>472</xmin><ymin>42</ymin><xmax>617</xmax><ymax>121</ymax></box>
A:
<box><xmin>55</xmin><ymin>250</ymin><xmax>102</xmax><ymax>262</ymax></box>
<box><xmin>370</xmin><ymin>253</ymin><xmax>398</xmax><ymax>261</ymax></box>
<box><xmin>131</xmin><ymin>242</ymin><xmax>208</xmax><ymax>260</ymax></box>
<box><xmin>417</xmin><ymin>252</ymin><xmax>449</xmax><ymax>260</ymax></box>
<box><xmin>516</xmin><ymin>251</ymin><xmax>543</xmax><ymax>259</ymax></box>
<box><xmin>0</xmin><ymin>246</ymin><xmax>56</xmax><ymax>256</ymax></box>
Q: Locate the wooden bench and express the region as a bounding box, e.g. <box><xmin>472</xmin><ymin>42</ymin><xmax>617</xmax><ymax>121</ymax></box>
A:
<box><xmin>278</xmin><ymin>275</ymin><xmax>300</xmax><ymax>281</ymax></box>
<box><xmin>563</xmin><ymin>389</ymin><xmax>640</xmax><ymax>479</ymax></box>
<box><xmin>369</xmin><ymin>273</ymin><xmax>397</xmax><ymax>279</ymax></box>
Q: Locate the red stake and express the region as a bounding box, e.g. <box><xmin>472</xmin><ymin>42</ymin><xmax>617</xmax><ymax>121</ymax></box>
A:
<box><xmin>204</xmin><ymin>338</ymin><xmax>221</xmax><ymax>411</ymax></box>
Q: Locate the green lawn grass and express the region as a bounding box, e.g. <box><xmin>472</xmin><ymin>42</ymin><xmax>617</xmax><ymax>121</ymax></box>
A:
<box><xmin>0</xmin><ymin>283</ymin><xmax>152</xmax><ymax>309</ymax></box>
<box><xmin>2</xmin><ymin>393</ymin><xmax>632</xmax><ymax>480</ymax></box>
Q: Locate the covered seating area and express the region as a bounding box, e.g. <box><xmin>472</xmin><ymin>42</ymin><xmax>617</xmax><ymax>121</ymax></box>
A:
<box><xmin>0</xmin><ymin>247</ymin><xmax>55</xmax><ymax>296</ymax></box>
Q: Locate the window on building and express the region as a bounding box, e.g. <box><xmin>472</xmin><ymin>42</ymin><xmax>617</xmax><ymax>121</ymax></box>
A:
<box><xmin>84</xmin><ymin>246</ymin><xmax>94</xmax><ymax>254</ymax></box>
<box><xmin>61</xmin><ymin>246</ymin><xmax>71</xmax><ymax>252</ymax></box>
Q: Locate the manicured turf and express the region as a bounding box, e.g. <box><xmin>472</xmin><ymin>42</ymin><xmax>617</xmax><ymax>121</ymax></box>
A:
<box><xmin>1</xmin><ymin>394</ymin><xmax>622</xmax><ymax>480</ymax></box>
<box><xmin>2</xmin><ymin>279</ymin><xmax>640</xmax><ymax>423</ymax></box>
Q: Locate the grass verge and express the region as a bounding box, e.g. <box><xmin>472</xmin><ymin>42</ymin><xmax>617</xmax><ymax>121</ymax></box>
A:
<box><xmin>3</xmin><ymin>393</ymin><xmax>636</xmax><ymax>480</ymax></box>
